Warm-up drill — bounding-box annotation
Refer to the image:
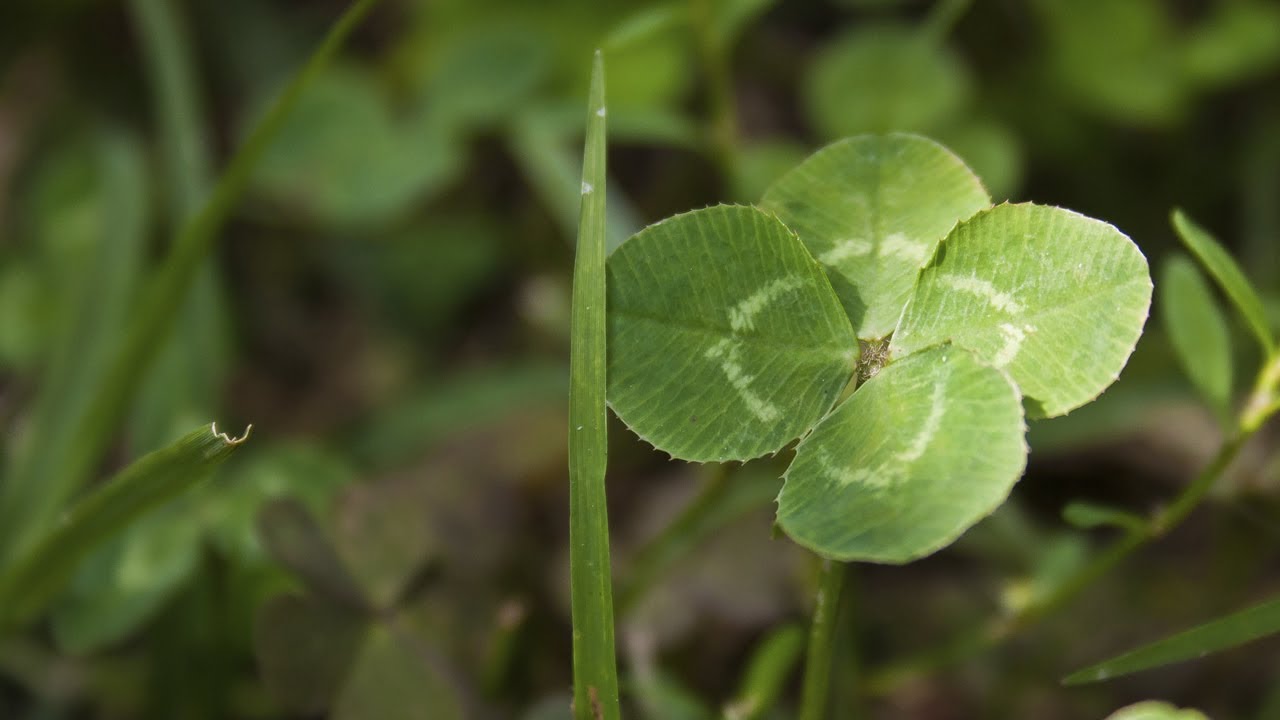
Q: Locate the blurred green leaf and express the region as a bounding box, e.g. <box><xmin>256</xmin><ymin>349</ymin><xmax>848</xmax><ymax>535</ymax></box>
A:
<box><xmin>258</xmin><ymin>498</ymin><xmax>367</xmax><ymax>609</ymax></box>
<box><xmin>1184</xmin><ymin>0</ymin><xmax>1280</xmax><ymax>89</ymax></box>
<box><xmin>250</xmin><ymin>63</ymin><xmax>463</xmax><ymax>228</ymax></box>
<box><xmin>0</xmin><ymin>259</ymin><xmax>46</xmax><ymax>370</ymax></box>
<box><xmin>732</xmin><ymin>139</ymin><xmax>806</xmax><ymax>204</ymax></box>
<box><xmin>1105</xmin><ymin>701</ymin><xmax>1208</xmax><ymax>720</ymax></box>
<box><xmin>254</xmin><ymin>593</ymin><xmax>367</xmax><ymax>715</ymax></box>
<box><xmin>351</xmin><ymin>362</ymin><xmax>566</xmax><ymax>471</ymax></box>
<box><xmin>1172</xmin><ymin>209</ymin><xmax>1275</xmax><ymax>354</ymax></box>
<box><xmin>804</xmin><ymin>24</ymin><xmax>970</xmax><ymax>138</ymax></box>
<box><xmin>421</xmin><ymin>23</ymin><xmax>552</xmax><ymax>129</ymax></box>
<box><xmin>1066</xmin><ymin>593</ymin><xmax>1280</xmax><ymax>685</ymax></box>
<box><xmin>936</xmin><ymin>117</ymin><xmax>1024</xmax><ymax>201</ymax></box>
<box><xmin>1062</xmin><ymin>501</ymin><xmax>1146</xmax><ymax>534</ymax></box>
<box><xmin>331</xmin><ymin>624</ymin><xmax>465</xmax><ymax>720</ymax></box>
<box><xmin>631</xmin><ymin>669</ymin><xmax>713</xmax><ymax>720</ymax></box>
<box><xmin>1159</xmin><ymin>254</ymin><xmax>1233</xmax><ymax>420</ymax></box>
<box><xmin>724</xmin><ymin>624</ymin><xmax>805</xmax><ymax>720</ymax></box>
<box><xmin>0</xmin><ymin>127</ymin><xmax>149</xmax><ymax>566</ymax></box>
<box><xmin>0</xmin><ymin>424</ymin><xmax>250</xmax><ymax>634</ymax></box>
<box><xmin>49</xmin><ymin>508</ymin><xmax>201</xmax><ymax>655</ymax></box>
<box><xmin>1037</xmin><ymin>0</ymin><xmax>1186</xmax><ymax>125</ymax></box>
<box><xmin>331</xmin><ymin>479</ymin><xmax>437</xmax><ymax>611</ymax></box>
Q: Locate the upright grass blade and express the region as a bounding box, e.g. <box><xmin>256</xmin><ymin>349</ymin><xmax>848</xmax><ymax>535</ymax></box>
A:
<box><xmin>128</xmin><ymin>0</ymin><xmax>229</xmax><ymax>451</ymax></box>
<box><xmin>0</xmin><ymin>423</ymin><xmax>251</xmax><ymax>635</ymax></box>
<box><xmin>0</xmin><ymin>0</ymin><xmax>380</xmax><ymax>565</ymax></box>
<box><xmin>568</xmin><ymin>51</ymin><xmax>620</xmax><ymax>720</ymax></box>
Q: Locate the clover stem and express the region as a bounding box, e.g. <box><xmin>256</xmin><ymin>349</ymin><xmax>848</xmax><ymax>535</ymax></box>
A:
<box><xmin>690</xmin><ymin>0</ymin><xmax>739</xmax><ymax>191</ymax></box>
<box><xmin>799</xmin><ymin>557</ymin><xmax>847</xmax><ymax>720</ymax></box>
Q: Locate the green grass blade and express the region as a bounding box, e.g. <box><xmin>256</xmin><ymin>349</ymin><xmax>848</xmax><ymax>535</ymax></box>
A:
<box><xmin>1172</xmin><ymin>208</ymin><xmax>1275</xmax><ymax>353</ymax></box>
<box><xmin>724</xmin><ymin>624</ymin><xmax>805</xmax><ymax>720</ymax></box>
<box><xmin>568</xmin><ymin>50</ymin><xmax>620</xmax><ymax>720</ymax></box>
<box><xmin>128</xmin><ymin>0</ymin><xmax>230</xmax><ymax>452</ymax></box>
<box><xmin>1065</xmin><ymin>594</ymin><xmax>1280</xmax><ymax>685</ymax></box>
<box><xmin>0</xmin><ymin>129</ymin><xmax>149</xmax><ymax>565</ymax></box>
<box><xmin>0</xmin><ymin>0</ymin><xmax>379</xmax><ymax>563</ymax></box>
<box><xmin>0</xmin><ymin>423</ymin><xmax>251</xmax><ymax>635</ymax></box>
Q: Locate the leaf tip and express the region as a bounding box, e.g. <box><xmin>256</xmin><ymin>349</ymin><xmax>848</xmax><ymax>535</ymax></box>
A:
<box><xmin>211</xmin><ymin>421</ymin><xmax>253</xmax><ymax>445</ymax></box>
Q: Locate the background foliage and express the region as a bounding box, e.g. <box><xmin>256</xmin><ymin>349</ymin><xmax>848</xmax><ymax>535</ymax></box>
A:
<box><xmin>0</xmin><ymin>0</ymin><xmax>1278</xmax><ymax>718</ymax></box>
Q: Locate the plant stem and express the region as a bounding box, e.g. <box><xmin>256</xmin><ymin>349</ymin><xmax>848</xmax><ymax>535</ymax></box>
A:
<box><xmin>690</xmin><ymin>0</ymin><xmax>739</xmax><ymax>190</ymax></box>
<box><xmin>616</xmin><ymin>463</ymin><xmax>732</xmax><ymax>615</ymax></box>
<box><xmin>799</xmin><ymin>558</ymin><xmax>847</xmax><ymax>720</ymax></box>
<box><xmin>568</xmin><ymin>51</ymin><xmax>621</xmax><ymax>720</ymax></box>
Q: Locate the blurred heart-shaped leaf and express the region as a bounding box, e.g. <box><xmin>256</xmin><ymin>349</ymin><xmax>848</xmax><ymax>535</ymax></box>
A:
<box><xmin>250</xmin><ymin>63</ymin><xmax>463</xmax><ymax>228</ymax></box>
<box><xmin>331</xmin><ymin>478</ymin><xmax>436</xmax><ymax>611</ymax></box>
<box><xmin>254</xmin><ymin>593</ymin><xmax>367</xmax><ymax>715</ymax></box>
<box><xmin>331</xmin><ymin>624</ymin><xmax>465</xmax><ymax>720</ymax></box>
<box><xmin>257</xmin><ymin>498</ymin><xmax>366</xmax><ymax>608</ymax></box>
<box><xmin>607</xmin><ymin>205</ymin><xmax>857</xmax><ymax>462</ymax></box>
<box><xmin>804</xmin><ymin>24</ymin><xmax>970</xmax><ymax>138</ymax></box>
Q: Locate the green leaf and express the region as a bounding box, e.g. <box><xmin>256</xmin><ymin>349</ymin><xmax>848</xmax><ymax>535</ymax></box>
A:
<box><xmin>332</xmin><ymin>624</ymin><xmax>464</xmax><ymax>720</ymax></box>
<box><xmin>251</xmin><ymin>63</ymin><xmax>463</xmax><ymax>227</ymax></box>
<box><xmin>893</xmin><ymin>203</ymin><xmax>1152</xmax><ymax>419</ymax></box>
<box><xmin>1036</xmin><ymin>0</ymin><xmax>1186</xmax><ymax>125</ymax></box>
<box><xmin>1105</xmin><ymin>702</ymin><xmax>1208</xmax><ymax>720</ymax></box>
<box><xmin>0</xmin><ymin>128</ymin><xmax>149</xmax><ymax>566</ymax></box>
<box><xmin>49</xmin><ymin>508</ymin><xmax>201</xmax><ymax>654</ymax></box>
<box><xmin>803</xmin><ymin>24</ymin><xmax>970</xmax><ymax>138</ymax></box>
<box><xmin>1065</xmin><ymin>594</ymin><xmax>1280</xmax><ymax>685</ymax></box>
<box><xmin>760</xmin><ymin>134</ymin><xmax>991</xmax><ymax>339</ymax></box>
<box><xmin>1061</xmin><ymin>501</ymin><xmax>1145</xmax><ymax>534</ymax></box>
<box><xmin>607</xmin><ymin>205</ymin><xmax>858</xmax><ymax>462</ymax></box>
<box><xmin>568</xmin><ymin>51</ymin><xmax>621</xmax><ymax>720</ymax></box>
<box><xmin>1159</xmin><ymin>255</ymin><xmax>1233</xmax><ymax>419</ymax></box>
<box><xmin>1172</xmin><ymin>209</ymin><xmax>1274</xmax><ymax>353</ymax></box>
<box><xmin>1184</xmin><ymin>0</ymin><xmax>1280</xmax><ymax>89</ymax></box>
<box><xmin>723</xmin><ymin>624</ymin><xmax>805</xmax><ymax>720</ymax></box>
<box><xmin>778</xmin><ymin>345</ymin><xmax>1026</xmax><ymax>563</ymax></box>
<box><xmin>331</xmin><ymin>479</ymin><xmax>437</xmax><ymax>611</ymax></box>
<box><xmin>258</xmin><ymin>498</ymin><xmax>367</xmax><ymax>609</ymax></box>
<box><xmin>0</xmin><ymin>423</ymin><xmax>250</xmax><ymax>634</ymax></box>
<box><xmin>254</xmin><ymin>593</ymin><xmax>367</xmax><ymax>715</ymax></box>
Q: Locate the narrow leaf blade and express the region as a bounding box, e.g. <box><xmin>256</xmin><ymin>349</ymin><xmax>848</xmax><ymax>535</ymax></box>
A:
<box><xmin>568</xmin><ymin>51</ymin><xmax>621</xmax><ymax>720</ymax></box>
<box><xmin>1172</xmin><ymin>208</ymin><xmax>1275</xmax><ymax>353</ymax></box>
<box><xmin>1065</xmin><ymin>594</ymin><xmax>1280</xmax><ymax>685</ymax></box>
<box><xmin>1159</xmin><ymin>254</ymin><xmax>1233</xmax><ymax>419</ymax></box>
<box><xmin>0</xmin><ymin>423</ymin><xmax>250</xmax><ymax>634</ymax></box>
